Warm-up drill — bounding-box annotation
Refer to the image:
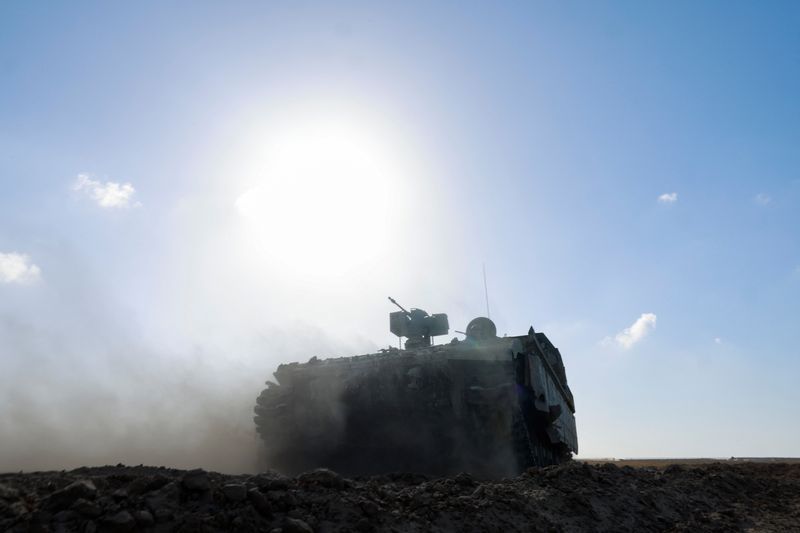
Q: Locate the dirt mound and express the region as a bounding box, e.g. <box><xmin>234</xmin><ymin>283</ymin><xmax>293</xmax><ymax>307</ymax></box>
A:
<box><xmin>2</xmin><ymin>462</ymin><xmax>798</xmax><ymax>532</ymax></box>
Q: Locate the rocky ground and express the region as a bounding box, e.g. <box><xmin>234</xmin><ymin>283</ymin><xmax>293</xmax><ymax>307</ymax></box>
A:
<box><xmin>1</xmin><ymin>461</ymin><xmax>799</xmax><ymax>532</ymax></box>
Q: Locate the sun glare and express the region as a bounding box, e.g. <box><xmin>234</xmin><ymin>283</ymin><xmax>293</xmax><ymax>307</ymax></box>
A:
<box><xmin>235</xmin><ymin>115</ymin><xmax>404</xmax><ymax>278</ymax></box>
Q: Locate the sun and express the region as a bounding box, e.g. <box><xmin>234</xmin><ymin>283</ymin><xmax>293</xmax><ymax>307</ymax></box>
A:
<box><xmin>234</xmin><ymin>113</ymin><xmax>404</xmax><ymax>278</ymax></box>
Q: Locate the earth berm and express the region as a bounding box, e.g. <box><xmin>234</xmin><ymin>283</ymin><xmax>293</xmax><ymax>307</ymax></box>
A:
<box><xmin>1</xmin><ymin>461</ymin><xmax>798</xmax><ymax>532</ymax></box>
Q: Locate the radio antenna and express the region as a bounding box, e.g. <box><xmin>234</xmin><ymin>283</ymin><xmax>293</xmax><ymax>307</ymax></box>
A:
<box><xmin>482</xmin><ymin>263</ymin><xmax>491</xmax><ymax>318</ymax></box>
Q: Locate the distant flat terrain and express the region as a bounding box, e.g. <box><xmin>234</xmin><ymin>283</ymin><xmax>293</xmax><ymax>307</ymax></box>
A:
<box><xmin>579</xmin><ymin>457</ymin><xmax>800</xmax><ymax>468</ymax></box>
<box><xmin>2</xmin><ymin>461</ymin><xmax>800</xmax><ymax>531</ymax></box>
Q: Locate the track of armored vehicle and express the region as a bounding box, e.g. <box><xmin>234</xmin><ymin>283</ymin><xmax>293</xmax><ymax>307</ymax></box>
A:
<box><xmin>254</xmin><ymin>302</ymin><xmax>577</xmax><ymax>477</ymax></box>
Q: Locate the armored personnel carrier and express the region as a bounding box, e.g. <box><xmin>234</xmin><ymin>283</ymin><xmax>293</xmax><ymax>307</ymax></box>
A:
<box><xmin>254</xmin><ymin>299</ymin><xmax>577</xmax><ymax>477</ymax></box>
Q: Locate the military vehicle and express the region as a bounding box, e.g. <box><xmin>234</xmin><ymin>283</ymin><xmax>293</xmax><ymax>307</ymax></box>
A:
<box><xmin>253</xmin><ymin>299</ymin><xmax>577</xmax><ymax>477</ymax></box>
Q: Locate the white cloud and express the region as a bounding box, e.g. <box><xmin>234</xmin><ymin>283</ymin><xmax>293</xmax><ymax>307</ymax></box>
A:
<box><xmin>610</xmin><ymin>313</ymin><xmax>657</xmax><ymax>349</ymax></box>
<box><xmin>658</xmin><ymin>192</ymin><xmax>678</xmax><ymax>204</ymax></box>
<box><xmin>73</xmin><ymin>173</ymin><xmax>140</xmax><ymax>208</ymax></box>
<box><xmin>754</xmin><ymin>193</ymin><xmax>771</xmax><ymax>206</ymax></box>
<box><xmin>714</xmin><ymin>337</ymin><xmax>722</xmax><ymax>345</ymax></box>
<box><xmin>0</xmin><ymin>252</ymin><xmax>41</xmax><ymax>284</ymax></box>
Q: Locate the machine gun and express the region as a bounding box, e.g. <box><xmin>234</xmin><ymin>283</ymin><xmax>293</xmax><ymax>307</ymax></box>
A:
<box><xmin>388</xmin><ymin>297</ymin><xmax>449</xmax><ymax>349</ymax></box>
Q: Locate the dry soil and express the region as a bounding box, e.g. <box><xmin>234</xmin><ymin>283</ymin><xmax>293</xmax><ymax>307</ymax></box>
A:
<box><xmin>1</xmin><ymin>461</ymin><xmax>799</xmax><ymax>532</ymax></box>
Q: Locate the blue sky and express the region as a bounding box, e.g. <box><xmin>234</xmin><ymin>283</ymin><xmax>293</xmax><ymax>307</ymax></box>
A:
<box><xmin>1</xmin><ymin>2</ymin><xmax>798</xmax><ymax>470</ymax></box>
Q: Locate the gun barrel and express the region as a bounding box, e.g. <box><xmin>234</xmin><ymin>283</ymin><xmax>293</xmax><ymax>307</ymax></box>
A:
<box><xmin>388</xmin><ymin>296</ymin><xmax>409</xmax><ymax>314</ymax></box>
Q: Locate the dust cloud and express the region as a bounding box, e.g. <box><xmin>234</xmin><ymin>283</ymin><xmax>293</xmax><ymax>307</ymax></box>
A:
<box><xmin>0</xmin><ymin>303</ymin><xmax>365</xmax><ymax>475</ymax></box>
<box><xmin>0</xmin><ymin>177</ymin><xmax>465</xmax><ymax>475</ymax></box>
